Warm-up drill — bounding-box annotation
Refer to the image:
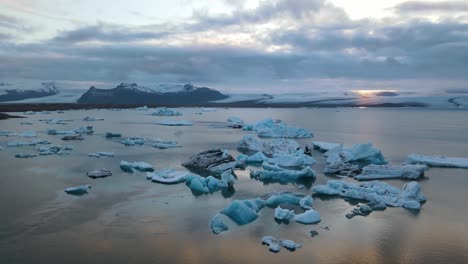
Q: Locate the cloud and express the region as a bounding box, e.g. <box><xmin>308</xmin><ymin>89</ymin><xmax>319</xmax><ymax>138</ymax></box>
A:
<box><xmin>395</xmin><ymin>1</ymin><xmax>468</xmax><ymax>13</ymax></box>
<box><xmin>0</xmin><ymin>13</ymin><xmax>33</xmax><ymax>32</ymax></box>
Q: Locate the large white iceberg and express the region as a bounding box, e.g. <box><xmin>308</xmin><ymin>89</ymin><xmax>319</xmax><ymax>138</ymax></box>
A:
<box><xmin>404</xmin><ymin>154</ymin><xmax>468</xmax><ymax>168</ymax></box>
<box><xmin>120</xmin><ymin>161</ymin><xmax>154</xmax><ymax>172</ymax></box>
<box><xmin>147</xmin><ymin>169</ymin><xmax>190</xmax><ymax>184</ymax></box>
<box><xmin>155</xmin><ymin>120</ymin><xmax>193</xmax><ymax>126</ymax></box>
<box><xmin>152</xmin><ymin>107</ymin><xmax>182</xmax><ymax>116</ymax></box>
<box><xmin>313</xmin><ymin>180</ymin><xmax>426</xmax><ymax>210</ymax></box>
<box><xmin>250</xmin><ymin>162</ymin><xmax>316</xmax><ymax>183</ymax></box>
<box><xmin>237</xmin><ymin>134</ymin><xmax>300</xmax><ymax>156</ymax></box>
<box><xmin>355</xmin><ymin>164</ymin><xmax>428</xmax><ymax>181</ymax></box>
<box><xmin>220</xmin><ymin>198</ymin><xmax>265</xmax><ymax>225</ymax></box>
<box><xmin>243</xmin><ymin>118</ymin><xmax>312</xmax><ymax>138</ymax></box>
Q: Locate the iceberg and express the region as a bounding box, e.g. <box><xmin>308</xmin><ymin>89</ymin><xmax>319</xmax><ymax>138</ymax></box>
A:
<box><xmin>44</xmin><ymin>119</ymin><xmax>69</xmax><ymax>125</ymax></box>
<box><xmin>227</xmin><ymin>117</ymin><xmax>244</xmax><ymax>128</ymax></box>
<box><xmin>0</xmin><ymin>130</ymin><xmax>16</xmax><ymax>137</ymax></box>
<box><xmin>147</xmin><ymin>169</ymin><xmax>190</xmax><ymax>184</ymax></box>
<box><xmin>121</xmin><ymin>137</ymin><xmax>145</xmax><ymax>146</ymax></box>
<box><xmin>105</xmin><ymin>132</ymin><xmax>122</xmax><ymax>138</ymax></box>
<box><xmin>155</xmin><ymin>120</ymin><xmax>193</xmax><ymax>126</ymax></box>
<box><xmin>299</xmin><ymin>195</ymin><xmax>313</xmax><ymax>210</ymax></box>
<box><xmin>220</xmin><ymin>199</ymin><xmax>264</xmax><ymax>225</ymax></box>
<box><xmin>7</xmin><ymin>139</ymin><xmax>50</xmax><ymax>147</ymax></box>
<box><xmin>151</xmin><ymin>107</ymin><xmax>182</xmax><ymax>116</ymax></box>
<box><xmin>135</xmin><ymin>105</ymin><xmax>149</xmax><ymax>111</ymax></box>
<box><xmin>274</xmin><ymin>206</ymin><xmax>294</xmax><ymax>220</ymax></box>
<box><xmin>61</xmin><ymin>134</ymin><xmax>84</xmax><ymax>140</ymax></box>
<box><xmin>250</xmin><ymin>162</ymin><xmax>316</xmax><ymax>183</ymax></box>
<box><xmin>182</xmin><ymin>148</ymin><xmax>245</xmax><ymax>174</ymax></box>
<box><xmin>237</xmin><ymin>152</ymin><xmax>268</xmax><ymax>164</ymax></box>
<box><xmin>48</xmin><ymin>129</ymin><xmax>76</xmax><ymax>135</ymax></box>
<box><xmin>88</xmin><ymin>152</ymin><xmax>115</xmax><ymax>158</ymax></box>
<box><xmin>20</xmin><ymin>122</ymin><xmax>33</xmax><ymax>125</ymax></box>
<box><xmin>210</xmin><ymin>213</ymin><xmax>229</xmax><ymax>234</ymax></box>
<box><xmin>15</xmin><ymin>153</ymin><xmax>37</xmax><ymax>158</ymax></box>
<box><xmin>184</xmin><ymin>171</ymin><xmax>236</xmax><ymax>194</ymax></box>
<box><xmin>18</xmin><ymin>131</ymin><xmax>37</xmax><ymax>138</ymax></box>
<box><xmin>404</xmin><ymin>154</ymin><xmax>468</xmax><ymax>168</ymax></box>
<box><xmin>243</xmin><ymin>118</ymin><xmax>312</xmax><ymax>138</ymax></box>
<box><xmin>120</xmin><ymin>161</ymin><xmax>154</xmax><ymax>172</ymax></box>
<box><xmin>293</xmin><ymin>209</ymin><xmax>321</xmax><ymax>224</ymax></box>
<box><xmin>265</xmin><ymin>192</ymin><xmax>304</xmax><ymax>207</ymax></box>
<box><xmin>354</xmin><ymin>164</ymin><xmax>428</xmax><ymax>181</ymax></box>
<box><xmin>237</xmin><ymin>134</ymin><xmax>300</xmax><ymax>156</ymax></box>
<box><xmin>267</xmin><ymin>150</ymin><xmax>316</xmax><ymax>167</ymax></box>
<box><xmin>64</xmin><ymin>185</ymin><xmax>91</xmax><ymax>195</ymax></box>
<box><xmin>35</xmin><ymin>145</ymin><xmax>73</xmax><ymax>155</ymax></box>
<box><xmin>313</xmin><ymin>180</ymin><xmax>426</xmax><ymax>210</ymax></box>
<box><xmin>311</xmin><ymin>141</ymin><xmax>340</xmax><ymax>152</ymax></box>
<box><xmin>345</xmin><ymin>203</ymin><xmax>374</xmax><ymax>219</ymax></box>
<box><xmin>74</xmin><ymin>126</ymin><xmax>94</xmax><ymax>134</ymax></box>
<box><xmin>83</xmin><ymin>116</ymin><xmax>103</xmax><ymax>121</ymax></box>
<box><xmin>87</xmin><ymin>169</ymin><xmax>112</xmax><ymax>179</ymax></box>
<box><xmin>152</xmin><ymin>140</ymin><xmax>181</xmax><ymax>149</ymax></box>
<box><xmin>261</xmin><ymin>236</ymin><xmax>302</xmax><ymax>253</ymax></box>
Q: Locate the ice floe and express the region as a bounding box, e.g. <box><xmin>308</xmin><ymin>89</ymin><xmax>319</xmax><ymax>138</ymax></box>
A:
<box><xmin>155</xmin><ymin>120</ymin><xmax>193</xmax><ymax>126</ymax></box>
<box><xmin>405</xmin><ymin>154</ymin><xmax>468</xmax><ymax>168</ymax></box>
<box><xmin>274</xmin><ymin>206</ymin><xmax>294</xmax><ymax>221</ymax></box>
<box><xmin>251</xmin><ymin>162</ymin><xmax>316</xmax><ymax>183</ymax></box>
<box><xmin>243</xmin><ymin>118</ymin><xmax>312</xmax><ymax>138</ymax></box>
<box><xmin>210</xmin><ymin>213</ymin><xmax>229</xmax><ymax>234</ymax></box>
<box><xmin>147</xmin><ymin>169</ymin><xmax>190</xmax><ymax>184</ymax></box>
<box><xmin>182</xmin><ymin>148</ymin><xmax>245</xmax><ymax>174</ymax></box>
<box><xmin>121</xmin><ymin>137</ymin><xmax>145</xmax><ymax>146</ymax></box>
<box><xmin>313</xmin><ymin>180</ymin><xmax>426</xmax><ymax>210</ymax></box>
<box><xmin>36</xmin><ymin>145</ymin><xmax>73</xmax><ymax>155</ymax></box>
<box><xmin>87</xmin><ymin>169</ymin><xmax>112</xmax><ymax>179</ymax></box>
<box><xmin>227</xmin><ymin>117</ymin><xmax>244</xmax><ymax>128</ymax></box>
<box><xmin>151</xmin><ymin>107</ymin><xmax>182</xmax><ymax>116</ymax></box>
<box><xmin>220</xmin><ymin>198</ymin><xmax>265</xmax><ymax>225</ymax></box>
<box><xmin>354</xmin><ymin>164</ymin><xmax>428</xmax><ymax>181</ymax></box>
<box><xmin>152</xmin><ymin>140</ymin><xmax>181</xmax><ymax>149</ymax></box>
<box><xmin>88</xmin><ymin>152</ymin><xmax>115</xmax><ymax>158</ymax></box>
<box><xmin>293</xmin><ymin>209</ymin><xmax>321</xmax><ymax>224</ymax></box>
<box><xmin>18</xmin><ymin>131</ymin><xmax>37</xmax><ymax>138</ymax></box>
<box><xmin>64</xmin><ymin>185</ymin><xmax>91</xmax><ymax>195</ymax></box>
<box><xmin>237</xmin><ymin>134</ymin><xmax>300</xmax><ymax>156</ymax></box>
<box><xmin>15</xmin><ymin>153</ymin><xmax>37</xmax><ymax>158</ymax></box>
<box><xmin>120</xmin><ymin>161</ymin><xmax>154</xmax><ymax>172</ymax></box>
<box><xmin>261</xmin><ymin>236</ymin><xmax>302</xmax><ymax>253</ymax></box>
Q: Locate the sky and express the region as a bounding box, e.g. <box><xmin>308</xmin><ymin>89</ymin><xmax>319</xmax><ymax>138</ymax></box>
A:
<box><xmin>0</xmin><ymin>0</ymin><xmax>468</xmax><ymax>93</ymax></box>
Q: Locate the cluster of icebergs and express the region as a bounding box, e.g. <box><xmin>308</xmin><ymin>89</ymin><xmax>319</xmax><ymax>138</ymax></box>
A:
<box><xmin>228</xmin><ymin>118</ymin><xmax>313</xmax><ymax>139</ymax></box>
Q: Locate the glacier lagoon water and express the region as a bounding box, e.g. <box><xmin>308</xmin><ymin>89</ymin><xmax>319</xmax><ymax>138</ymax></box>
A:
<box><xmin>0</xmin><ymin>107</ymin><xmax>468</xmax><ymax>264</ymax></box>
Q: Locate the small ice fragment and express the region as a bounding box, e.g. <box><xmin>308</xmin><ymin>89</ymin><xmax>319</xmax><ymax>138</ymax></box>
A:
<box><xmin>64</xmin><ymin>185</ymin><xmax>91</xmax><ymax>195</ymax></box>
<box><xmin>210</xmin><ymin>213</ymin><xmax>228</xmax><ymax>234</ymax></box>
<box><xmin>274</xmin><ymin>206</ymin><xmax>294</xmax><ymax>220</ymax></box>
<box><xmin>155</xmin><ymin>120</ymin><xmax>193</xmax><ymax>126</ymax></box>
<box><xmin>15</xmin><ymin>153</ymin><xmax>37</xmax><ymax>158</ymax></box>
<box><xmin>106</xmin><ymin>132</ymin><xmax>122</xmax><ymax>138</ymax></box>
<box><xmin>294</xmin><ymin>209</ymin><xmax>321</xmax><ymax>224</ymax></box>
<box><xmin>120</xmin><ymin>161</ymin><xmax>154</xmax><ymax>173</ymax></box>
<box><xmin>87</xmin><ymin>169</ymin><xmax>112</xmax><ymax>179</ymax></box>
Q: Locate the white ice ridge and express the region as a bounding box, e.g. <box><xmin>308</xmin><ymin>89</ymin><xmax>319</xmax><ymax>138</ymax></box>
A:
<box><xmin>64</xmin><ymin>185</ymin><xmax>91</xmax><ymax>195</ymax></box>
<box><xmin>313</xmin><ymin>180</ymin><xmax>426</xmax><ymax>210</ymax></box>
<box><xmin>88</xmin><ymin>152</ymin><xmax>115</xmax><ymax>158</ymax></box>
<box><xmin>155</xmin><ymin>120</ymin><xmax>193</xmax><ymax>126</ymax></box>
<box><xmin>151</xmin><ymin>107</ymin><xmax>182</xmax><ymax>116</ymax></box>
<box><xmin>261</xmin><ymin>236</ymin><xmax>302</xmax><ymax>253</ymax></box>
<box><xmin>404</xmin><ymin>154</ymin><xmax>468</xmax><ymax>168</ymax></box>
<box><xmin>355</xmin><ymin>164</ymin><xmax>428</xmax><ymax>181</ymax></box>
<box><xmin>120</xmin><ymin>161</ymin><xmax>154</xmax><ymax>172</ymax></box>
<box><xmin>147</xmin><ymin>169</ymin><xmax>190</xmax><ymax>184</ymax></box>
<box><xmin>184</xmin><ymin>171</ymin><xmax>236</xmax><ymax>194</ymax></box>
<box><xmin>237</xmin><ymin>134</ymin><xmax>300</xmax><ymax>156</ymax></box>
<box><xmin>250</xmin><ymin>162</ymin><xmax>316</xmax><ymax>183</ymax></box>
<box><xmin>220</xmin><ymin>198</ymin><xmax>265</xmax><ymax>225</ymax></box>
<box><xmin>243</xmin><ymin>118</ymin><xmax>312</xmax><ymax>138</ymax></box>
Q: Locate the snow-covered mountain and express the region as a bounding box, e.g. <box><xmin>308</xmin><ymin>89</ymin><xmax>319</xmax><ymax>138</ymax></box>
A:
<box><xmin>0</xmin><ymin>82</ymin><xmax>59</xmax><ymax>102</ymax></box>
<box><xmin>77</xmin><ymin>83</ymin><xmax>228</xmax><ymax>104</ymax></box>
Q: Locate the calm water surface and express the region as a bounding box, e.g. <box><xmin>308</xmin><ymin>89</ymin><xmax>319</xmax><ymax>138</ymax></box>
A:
<box><xmin>0</xmin><ymin>108</ymin><xmax>467</xmax><ymax>264</ymax></box>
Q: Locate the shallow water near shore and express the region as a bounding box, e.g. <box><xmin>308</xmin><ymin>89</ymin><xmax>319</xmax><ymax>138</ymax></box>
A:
<box><xmin>1</xmin><ymin>107</ymin><xmax>468</xmax><ymax>264</ymax></box>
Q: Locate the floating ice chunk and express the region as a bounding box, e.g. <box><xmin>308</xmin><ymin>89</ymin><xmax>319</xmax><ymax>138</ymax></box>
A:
<box><xmin>88</xmin><ymin>152</ymin><xmax>114</xmax><ymax>158</ymax></box>
<box><xmin>64</xmin><ymin>185</ymin><xmax>91</xmax><ymax>195</ymax></box>
<box><xmin>267</xmin><ymin>150</ymin><xmax>316</xmax><ymax>167</ymax></box>
<box><xmin>250</xmin><ymin>162</ymin><xmax>316</xmax><ymax>183</ymax></box>
<box><xmin>120</xmin><ymin>161</ymin><xmax>154</xmax><ymax>172</ymax></box>
<box><xmin>0</xmin><ymin>130</ymin><xmax>16</xmax><ymax>137</ymax></box>
<box><xmin>237</xmin><ymin>152</ymin><xmax>268</xmax><ymax>164</ymax></box>
<box><xmin>7</xmin><ymin>139</ymin><xmax>50</xmax><ymax>147</ymax></box>
<box><xmin>152</xmin><ymin>107</ymin><xmax>182</xmax><ymax>116</ymax></box>
<box><xmin>261</xmin><ymin>236</ymin><xmax>301</xmax><ymax>253</ymax></box>
<box><xmin>404</xmin><ymin>154</ymin><xmax>468</xmax><ymax>168</ymax></box>
<box><xmin>265</xmin><ymin>192</ymin><xmax>304</xmax><ymax>207</ymax></box>
<box><xmin>227</xmin><ymin>117</ymin><xmax>244</xmax><ymax>128</ymax></box>
<box><xmin>187</xmin><ymin>176</ymin><xmax>210</xmax><ymax>194</ymax></box>
<box><xmin>185</xmin><ymin>171</ymin><xmax>236</xmax><ymax>194</ymax></box>
<box><xmin>61</xmin><ymin>134</ymin><xmax>84</xmax><ymax>140</ymax></box>
<box><xmin>243</xmin><ymin>118</ymin><xmax>312</xmax><ymax>138</ymax></box>
<box><xmin>313</xmin><ymin>180</ymin><xmax>426</xmax><ymax>210</ymax></box>
<box><xmin>201</xmin><ymin>107</ymin><xmax>216</xmax><ymax>112</ymax></box>
<box><xmin>274</xmin><ymin>206</ymin><xmax>294</xmax><ymax>220</ymax></box>
<box><xmin>220</xmin><ymin>200</ymin><xmax>260</xmax><ymax>225</ymax></box>
<box><xmin>311</xmin><ymin>141</ymin><xmax>340</xmax><ymax>152</ymax></box>
<box><xmin>36</xmin><ymin>145</ymin><xmax>73</xmax><ymax>155</ymax></box>
<box><xmin>15</xmin><ymin>153</ymin><xmax>37</xmax><ymax>158</ymax></box>
<box><xmin>210</xmin><ymin>213</ymin><xmax>228</xmax><ymax>234</ymax></box>
<box><xmin>294</xmin><ymin>209</ymin><xmax>321</xmax><ymax>224</ymax></box>
<box><xmin>155</xmin><ymin>120</ymin><xmax>193</xmax><ymax>126</ymax></box>
<box><xmin>152</xmin><ymin>140</ymin><xmax>181</xmax><ymax>149</ymax></box>
<box><xmin>237</xmin><ymin>134</ymin><xmax>300</xmax><ymax>156</ymax></box>
<box><xmin>48</xmin><ymin>129</ymin><xmax>75</xmax><ymax>135</ymax></box>
<box><xmin>299</xmin><ymin>195</ymin><xmax>313</xmax><ymax>210</ymax></box>
<box><xmin>20</xmin><ymin>122</ymin><xmax>33</xmax><ymax>125</ymax></box>
<box><xmin>135</xmin><ymin>105</ymin><xmax>149</xmax><ymax>111</ymax></box>
<box><xmin>105</xmin><ymin>132</ymin><xmax>122</xmax><ymax>138</ymax></box>
<box><xmin>355</xmin><ymin>164</ymin><xmax>428</xmax><ymax>181</ymax></box>
<box><xmin>83</xmin><ymin>116</ymin><xmax>103</xmax><ymax>121</ymax></box>
<box><xmin>346</xmin><ymin>203</ymin><xmax>374</xmax><ymax>219</ymax></box>
<box><xmin>182</xmin><ymin>148</ymin><xmax>245</xmax><ymax>174</ymax></box>
<box><xmin>44</xmin><ymin>119</ymin><xmax>69</xmax><ymax>125</ymax></box>
<box><xmin>18</xmin><ymin>131</ymin><xmax>37</xmax><ymax>138</ymax></box>
<box><xmin>147</xmin><ymin>169</ymin><xmax>189</xmax><ymax>184</ymax></box>
<box><xmin>87</xmin><ymin>169</ymin><xmax>112</xmax><ymax>179</ymax></box>
<box><xmin>243</xmin><ymin>118</ymin><xmax>278</xmax><ymax>131</ymax></box>
<box><xmin>121</xmin><ymin>137</ymin><xmax>145</xmax><ymax>146</ymax></box>
<box><xmin>74</xmin><ymin>126</ymin><xmax>94</xmax><ymax>134</ymax></box>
